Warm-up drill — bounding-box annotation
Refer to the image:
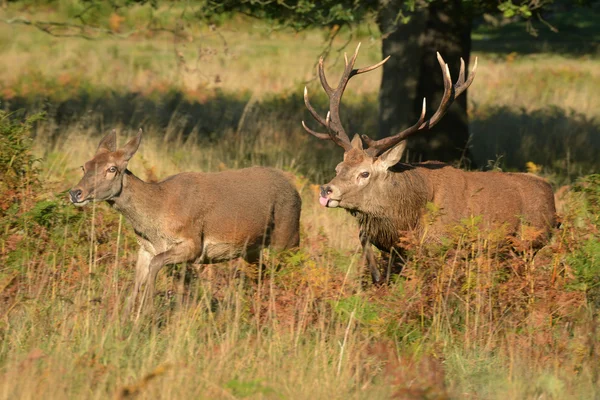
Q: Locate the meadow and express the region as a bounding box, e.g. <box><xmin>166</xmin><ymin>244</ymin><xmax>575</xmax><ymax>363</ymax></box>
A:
<box><xmin>1</xmin><ymin>2</ymin><xmax>600</xmax><ymax>399</ymax></box>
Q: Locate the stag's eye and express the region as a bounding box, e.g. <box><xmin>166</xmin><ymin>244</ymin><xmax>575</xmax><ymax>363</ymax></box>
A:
<box><xmin>359</xmin><ymin>171</ymin><xmax>370</xmax><ymax>179</ymax></box>
<box><xmin>108</xmin><ymin>166</ymin><xmax>117</xmax><ymax>173</ymax></box>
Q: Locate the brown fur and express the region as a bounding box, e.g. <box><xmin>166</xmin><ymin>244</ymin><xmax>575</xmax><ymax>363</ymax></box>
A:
<box><xmin>303</xmin><ymin>47</ymin><xmax>555</xmax><ymax>284</ymax></box>
<box><xmin>70</xmin><ymin>130</ymin><xmax>301</xmax><ymax>320</ymax></box>
<box><xmin>321</xmin><ymin>148</ymin><xmax>556</xmax><ymax>283</ymax></box>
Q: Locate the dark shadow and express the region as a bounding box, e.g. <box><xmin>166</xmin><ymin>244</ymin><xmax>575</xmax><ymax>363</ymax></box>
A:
<box><xmin>472</xmin><ymin>5</ymin><xmax>600</xmax><ymax>56</ymax></box>
<box><xmin>2</xmin><ymin>90</ymin><xmax>598</xmax><ymax>182</ymax></box>
<box><xmin>1</xmin><ymin>88</ymin><xmax>378</xmax><ymax>145</ymax></box>
<box><xmin>4</xmin><ymin>90</ymin><xmax>251</xmax><ymax>143</ymax></box>
<box><xmin>470</xmin><ymin>106</ymin><xmax>600</xmax><ymax>181</ymax></box>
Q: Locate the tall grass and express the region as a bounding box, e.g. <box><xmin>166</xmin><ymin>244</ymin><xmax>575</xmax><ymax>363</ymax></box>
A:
<box><xmin>1</xmin><ymin>3</ymin><xmax>600</xmax><ymax>398</ymax></box>
<box><xmin>1</xmin><ymin>110</ymin><xmax>600</xmax><ymax>398</ymax></box>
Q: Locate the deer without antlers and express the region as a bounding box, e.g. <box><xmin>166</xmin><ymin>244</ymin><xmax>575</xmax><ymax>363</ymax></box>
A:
<box><xmin>70</xmin><ymin>129</ymin><xmax>301</xmax><ymax>320</ymax></box>
<box><xmin>303</xmin><ymin>43</ymin><xmax>556</xmax><ymax>284</ymax></box>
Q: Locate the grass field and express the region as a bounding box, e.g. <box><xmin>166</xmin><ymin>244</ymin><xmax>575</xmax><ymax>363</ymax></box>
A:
<box><xmin>1</xmin><ymin>2</ymin><xmax>600</xmax><ymax>399</ymax></box>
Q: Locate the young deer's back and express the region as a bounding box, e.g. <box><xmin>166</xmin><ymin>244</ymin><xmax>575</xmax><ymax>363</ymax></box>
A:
<box><xmin>70</xmin><ymin>130</ymin><xmax>302</xmax><ymax>319</ymax></box>
<box><xmin>114</xmin><ymin>166</ymin><xmax>301</xmax><ymax>262</ymax></box>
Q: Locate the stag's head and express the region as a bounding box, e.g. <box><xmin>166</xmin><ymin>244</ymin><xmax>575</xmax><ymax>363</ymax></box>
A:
<box><xmin>302</xmin><ymin>43</ymin><xmax>476</xmax><ymax>210</ymax></box>
<box><xmin>317</xmin><ymin>135</ymin><xmax>408</xmax><ymax>209</ymax></box>
<box><xmin>69</xmin><ymin>129</ymin><xmax>142</xmax><ymax>206</ymax></box>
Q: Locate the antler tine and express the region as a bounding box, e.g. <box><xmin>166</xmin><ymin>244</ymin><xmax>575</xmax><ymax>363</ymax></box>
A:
<box><xmin>456</xmin><ymin>58</ymin><xmax>466</xmax><ymax>86</ymax></box>
<box><xmin>306</xmin><ymin>61</ymin><xmax>353</xmax><ymax>150</ymax></box>
<box><xmin>303</xmin><ymin>86</ymin><xmax>328</xmax><ymax>127</ymax></box>
<box><xmin>355</xmin><ymin>55</ymin><xmax>391</xmax><ymax>75</ymax></box>
<box><xmin>347</xmin><ymin>42</ymin><xmax>361</xmax><ymax>70</ymax></box>
<box><xmin>362</xmin><ymin>52</ymin><xmax>477</xmax><ymax>157</ymax></box>
<box><xmin>302</xmin><ymin>86</ymin><xmax>334</xmax><ymax>140</ymax></box>
<box><xmin>455</xmin><ymin>57</ymin><xmax>477</xmax><ymax>97</ymax></box>
<box><xmin>362</xmin><ymin>98</ymin><xmax>427</xmax><ymax>156</ymax></box>
<box><xmin>302</xmin><ymin>42</ymin><xmax>390</xmax><ymax>152</ymax></box>
<box><xmin>418</xmin><ymin>52</ymin><xmax>455</xmax><ymax>131</ymax></box>
<box><xmin>317</xmin><ymin>57</ymin><xmax>334</xmax><ymax>96</ymax></box>
<box><xmin>301</xmin><ymin>120</ymin><xmax>330</xmax><ymax>140</ymax></box>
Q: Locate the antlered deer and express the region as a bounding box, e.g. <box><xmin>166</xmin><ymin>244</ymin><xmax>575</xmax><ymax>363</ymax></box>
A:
<box><xmin>70</xmin><ymin>130</ymin><xmax>301</xmax><ymax>318</ymax></box>
<box><xmin>302</xmin><ymin>44</ymin><xmax>556</xmax><ymax>283</ymax></box>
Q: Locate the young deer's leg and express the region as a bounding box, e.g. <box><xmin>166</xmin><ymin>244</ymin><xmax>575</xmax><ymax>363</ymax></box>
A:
<box><xmin>270</xmin><ymin>196</ymin><xmax>301</xmax><ymax>250</ymax></box>
<box><xmin>360</xmin><ymin>231</ymin><xmax>381</xmax><ymax>284</ymax></box>
<box><xmin>175</xmin><ymin>263</ymin><xmax>188</xmax><ymax>310</ymax></box>
<box><xmin>122</xmin><ymin>247</ymin><xmax>153</xmax><ymax>323</ymax></box>
<box><xmin>137</xmin><ymin>241</ymin><xmax>196</xmax><ymax>318</ymax></box>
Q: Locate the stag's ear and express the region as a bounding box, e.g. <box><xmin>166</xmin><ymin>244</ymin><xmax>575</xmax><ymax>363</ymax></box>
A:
<box><xmin>120</xmin><ymin>128</ymin><xmax>143</xmax><ymax>161</ymax></box>
<box><xmin>376</xmin><ymin>141</ymin><xmax>407</xmax><ymax>170</ymax></box>
<box><xmin>351</xmin><ymin>134</ymin><xmax>363</xmax><ymax>150</ymax></box>
<box><xmin>96</xmin><ymin>129</ymin><xmax>117</xmax><ymax>155</ymax></box>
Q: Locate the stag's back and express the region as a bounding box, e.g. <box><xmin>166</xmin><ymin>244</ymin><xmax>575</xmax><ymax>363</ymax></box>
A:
<box><xmin>419</xmin><ymin>163</ymin><xmax>556</xmax><ymax>240</ymax></box>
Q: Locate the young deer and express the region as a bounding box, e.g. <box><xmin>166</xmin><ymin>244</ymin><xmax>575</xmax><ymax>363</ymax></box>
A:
<box><xmin>303</xmin><ymin>43</ymin><xmax>556</xmax><ymax>283</ymax></box>
<box><xmin>70</xmin><ymin>130</ymin><xmax>301</xmax><ymax>319</ymax></box>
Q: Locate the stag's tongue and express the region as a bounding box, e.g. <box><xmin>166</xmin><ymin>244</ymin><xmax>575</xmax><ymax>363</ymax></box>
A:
<box><xmin>319</xmin><ymin>196</ymin><xmax>329</xmax><ymax>207</ymax></box>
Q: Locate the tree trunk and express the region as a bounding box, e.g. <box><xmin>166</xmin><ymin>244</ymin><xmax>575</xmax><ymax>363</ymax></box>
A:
<box><xmin>377</xmin><ymin>0</ymin><xmax>473</xmax><ymax>166</ymax></box>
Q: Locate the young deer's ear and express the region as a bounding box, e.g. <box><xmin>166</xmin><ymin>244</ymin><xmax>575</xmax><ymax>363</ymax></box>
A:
<box><xmin>376</xmin><ymin>141</ymin><xmax>407</xmax><ymax>170</ymax></box>
<box><xmin>120</xmin><ymin>128</ymin><xmax>143</xmax><ymax>161</ymax></box>
<box><xmin>351</xmin><ymin>134</ymin><xmax>363</xmax><ymax>150</ymax></box>
<box><xmin>96</xmin><ymin>129</ymin><xmax>117</xmax><ymax>155</ymax></box>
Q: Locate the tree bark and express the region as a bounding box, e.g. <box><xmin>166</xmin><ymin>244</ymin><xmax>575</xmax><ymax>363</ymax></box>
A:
<box><xmin>377</xmin><ymin>0</ymin><xmax>473</xmax><ymax>166</ymax></box>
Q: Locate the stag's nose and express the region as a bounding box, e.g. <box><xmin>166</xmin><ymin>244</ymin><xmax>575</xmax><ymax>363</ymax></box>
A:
<box><xmin>69</xmin><ymin>189</ymin><xmax>83</xmax><ymax>203</ymax></box>
<box><xmin>320</xmin><ymin>185</ymin><xmax>333</xmax><ymax>198</ymax></box>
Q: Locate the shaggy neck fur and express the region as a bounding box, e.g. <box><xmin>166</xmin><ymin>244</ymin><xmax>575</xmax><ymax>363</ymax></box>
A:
<box><xmin>351</xmin><ymin>164</ymin><xmax>429</xmax><ymax>251</ymax></box>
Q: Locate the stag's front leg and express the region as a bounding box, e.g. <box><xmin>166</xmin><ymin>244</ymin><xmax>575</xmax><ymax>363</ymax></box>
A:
<box><xmin>381</xmin><ymin>248</ymin><xmax>406</xmax><ymax>283</ymax></box>
<box><xmin>122</xmin><ymin>247</ymin><xmax>153</xmax><ymax>323</ymax></box>
<box><xmin>359</xmin><ymin>231</ymin><xmax>381</xmax><ymax>284</ymax></box>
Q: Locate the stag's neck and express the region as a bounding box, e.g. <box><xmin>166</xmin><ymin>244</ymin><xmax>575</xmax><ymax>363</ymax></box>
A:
<box><xmin>108</xmin><ymin>170</ymin><xmax>162</xmax><ymax>232</ymax></box>
<box><xmin>352</xmin><ymin>166</ymin><xmax>430</xmax><ymax>250</ymax></box>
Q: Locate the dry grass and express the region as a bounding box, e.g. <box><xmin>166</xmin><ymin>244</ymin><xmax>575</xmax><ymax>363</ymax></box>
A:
<box><xmin>1</xmin><ymin>3</ymin><xmax>600</xmax><ymax>399</ymax></box>
<box><xmin>1</xmin><ymin>114</ymin><xmax>600</xmax><ymax>399</ymax></box>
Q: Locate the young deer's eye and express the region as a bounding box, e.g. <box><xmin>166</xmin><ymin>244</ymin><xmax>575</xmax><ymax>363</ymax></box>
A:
<box><xmin>360</xmin><ymin>171</ymin><xmax>370</xmax><ymax>179</ymax></box>
<box><xmin>108</xmin><ymin>166</ymin><xmax>117</xmax><ymax>173</ymax></box>
<box><xmin>80</xmin><ymin>166</ymin><xmax>85</xmax><ymax>173</ymax></box>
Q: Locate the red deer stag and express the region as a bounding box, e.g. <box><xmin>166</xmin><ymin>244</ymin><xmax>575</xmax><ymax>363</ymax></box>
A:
<box><xmin>70</xmin><ymin>129</ymin><xmax>301</xmax><ymax>319</ymax></box>
<box><xmin>302</xmin><ymin>43</ymin><xmax>556</xmax><ymax>283</ymax></box>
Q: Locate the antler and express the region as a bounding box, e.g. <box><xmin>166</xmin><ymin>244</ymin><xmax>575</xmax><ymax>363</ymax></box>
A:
<box><xmin>302</xmin><ymin>42</ymin><xmax>390</xmax><ymax>152</ymax></box>
<box><xmin>361</xmin><ymin>53</ymin><xmax>478</xmax><ymax>157</ymax></box>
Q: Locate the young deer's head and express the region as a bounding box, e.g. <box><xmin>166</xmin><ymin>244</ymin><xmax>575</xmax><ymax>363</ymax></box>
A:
<box><xmin>69</xmin><ymin>129</ymin><xmax>142</xmax><ymax>206</ymax></box>
<box><xmin>302</xmin><ymin>43</ymin><xmax>476</xmax><ymax>210</ymax></box>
